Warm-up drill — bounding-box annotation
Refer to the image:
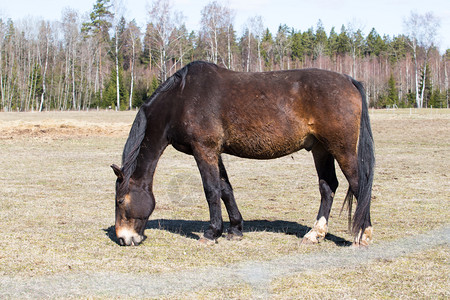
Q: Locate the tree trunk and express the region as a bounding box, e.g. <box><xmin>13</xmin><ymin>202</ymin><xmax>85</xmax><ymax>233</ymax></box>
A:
<box><xmin>227</xmin><ymin>25</ymin><xmax>232</xmax><ymax>69</ymax></box>
<box><xmin>39</xmin><ymin>34</ymin><xmax>49</xmax><ymax>112</ymax></box>
<box><xmin>72</xmin><ymin>46</ymin><xmax>77</xmax><ymax>110</ymax></box>
<box><xmin>246</xmin><ymin>30</ymin><xmax>251</xmax><ymax>72</ymax></box>
<box><xmin>445</xmin><ymin>57</ymin><xmax>449</xmax><ymax>108</ymax></box>
<box><xmin>413</xmin><ymin>51</ymin><xmax>420</xmax><ymax>108</ymax></box>
<box><xmin>419</xmin><ymin>63</ymin><xmax>427</xmax><ymax>108</ymax></box>
<box><xmin>115</xmin><ymin>29</ymin><xmax>120</xmax><ymax>110</ymax></box>
<box><xmin>0</xmin><ymin>45</ymin><xmax>4</xmax><ymax>111</ymax></box>
<box><xmin>257</xmin><ymin>39</ymin><xmax>262</xmax><ymax>72</ymax></box>
<box><xmin>129</xmin><ymin>32</ymin><xmax>136</xmax><ymax>110</ymax></box>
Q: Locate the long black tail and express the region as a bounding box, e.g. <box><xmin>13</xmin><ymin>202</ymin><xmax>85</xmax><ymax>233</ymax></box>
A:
<box><xmin>350</xmin><ymin>79</ymin><xmax>375</xmax><ymax>238</ymax></box>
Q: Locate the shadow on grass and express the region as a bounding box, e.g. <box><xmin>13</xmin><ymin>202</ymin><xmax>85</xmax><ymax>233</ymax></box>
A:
<box><xmin>104</xmin><ymin>219</ymin><xmax>351</xmax><ymax>247</ymax></box>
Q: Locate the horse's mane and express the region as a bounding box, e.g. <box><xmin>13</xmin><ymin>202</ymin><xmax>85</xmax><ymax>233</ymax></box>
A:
<box><xmin>120</xmin><ymin>61</ymin><xmax>215</xmax><ymax>185</ymax></box>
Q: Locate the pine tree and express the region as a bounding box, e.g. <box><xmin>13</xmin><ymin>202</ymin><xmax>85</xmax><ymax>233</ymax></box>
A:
<box><xmin>302</xmin><ymin>28</ymin><xmax>315</xmax><ymax>57</ymax></box>
<box><xmin>365</xmin><ymin>28</ymin><xmax>385</xmax><ymax>56</ymax></box>
<box><xmin>387</xmin><ymin>73</ymin><xmax>398</xmax><ymax>107</ymax></box>
<box><xmin>290</xmin><ymin>30</ymin><xmax>304</xmax><ymax>62</ymax></box>
<box><xmin>336</xmin><ymin>25</ymin><xmax>350</xmax><ymax>54</ymax></box>
<box><xmin>314</xmin><ymin>20</ymin><xmax>328</xmax><ymax>58</ymax></box>
<box><xmin>81</xmin><ymin>0</ymin><xmax>113</xmax><ymax>105</ymax></box>
<box><xmin>261</xmin><ymin>29</ymin><xmax>274</xmax><ymax>68</ymax></box>
<box><xmin>328</xmin><ymin>27</ymin><xmax>338</xmax><ymax>57</ymax></box>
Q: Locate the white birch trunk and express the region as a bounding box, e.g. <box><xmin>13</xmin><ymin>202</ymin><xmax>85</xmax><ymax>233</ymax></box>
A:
<box><xmin>227</xmin><ymin>25</ymin><xmax>232</xmax><ymax>69</ymax></box>
<box><xmin>115</xmin><ymin>28</ymin><xmax>120</xmax><ymax>110</ymax></box>
<box><xmin>72</xmin><ymin>44</ymin><xmax>76</xmax><ymax>110</ymax></box>
<box><xmin>414</xmin><ymin>52</ymin><xmax>420</xmax><ymax>108</ymax></box>
<box><xmin>419</xmin><ymin>63</ymin><xmax>427</xmax><ymax>108</ymax></box>
<box><xmin>246</xmin><ymin>30</ymin><xmax>251</xmax><ymax>72</ymax></box>
<box><xmin>445</xmin><ymin>58</ymin><xmax>449</xmax><ymax>108</ymax></box>
<box><xmin>39</xmin><ymin>32</ymin><xmax>49</xmax><ymax>112</ymax></box>
<box><xmin>0</xmin><ymin>46</ymin><xmax>4</xmax><ymax>110</ymax></box>
<box><xmin>129</xmin><ymin>32</ymin><xmax>136</xmax><ymax>110</ymax></box>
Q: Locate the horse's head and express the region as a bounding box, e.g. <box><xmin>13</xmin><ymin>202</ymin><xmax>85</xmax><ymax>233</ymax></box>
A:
<box><xmin>111</xmin><ymin>164</ymin><xmax>155</xmax><ymax>246</ymax></box>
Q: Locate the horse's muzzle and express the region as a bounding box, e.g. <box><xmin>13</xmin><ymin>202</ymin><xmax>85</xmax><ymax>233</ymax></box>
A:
<box><xmin>116</xmin><ymin>228</ymin><xmax>146</xmax><ymax>246</ymax></box>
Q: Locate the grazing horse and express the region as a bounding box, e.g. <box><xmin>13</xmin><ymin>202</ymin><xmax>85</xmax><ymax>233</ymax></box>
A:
<box><xmin>111</xmin><ymin>61</ymin><xmax>374</xmax><ymax>247</ymax></box>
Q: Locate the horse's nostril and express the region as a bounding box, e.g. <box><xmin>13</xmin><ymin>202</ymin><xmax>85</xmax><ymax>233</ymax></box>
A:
<box><xmin>118</xmin><ymin>237</ymin><xmax>125</xmax><ymax>246</ymax></box>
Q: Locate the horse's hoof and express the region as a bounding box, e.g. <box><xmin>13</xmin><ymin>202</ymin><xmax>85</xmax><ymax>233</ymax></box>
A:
<box><xmin>199</xmin><ymin>237</ymin><xmax>217</xmax><ymax>245</ymax></box>
<box><xmin>301</xmin><ymin>229</ymin><xmax>320</xmax><ymax>245</ymax></box>
<box><xmin>301</xmin><ymin>236</ymin><xmax>318</xmax><ymax>245</ymax></box>
<box><xmin>353</xmin><ymin>226</ymin><xmax>373</xmax><ymax>248</ymax></box>
<box><xmin>227</xmin><ymin>233</ymin><xmax>243</xmax><ymax>241</ymax></box>
<box><xmin>352</xmin><ymin>241</ymin><xmax>369</xmax><ymax>248</ymax></box>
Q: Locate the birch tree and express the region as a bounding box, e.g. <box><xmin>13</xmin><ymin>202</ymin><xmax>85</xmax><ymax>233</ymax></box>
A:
<box><xmin>0</xmin><ymin>19</ymin><xmax>6</xmax><ymax>110</ymax></box>
<box><xmin>62</xmin><ymin>9</ymin><xmax>80</xmax><ymax>110</ymax></box>
<box><xmin>147</xmin><ymin>0</ymin><xmax>184</xmax><ymax>81</ymax></box>
<box><xmin>82</xmin><ymin>0</ymin><xmax>113</xmax><ymax>106</ymax></box>
<box><xmin>200</xmin><ymin>1</ymin><xmax>234</xmax><ymax>67</ymax></box>
<box><xmin>404</xmin><ymin>11</ymin><xmax>440</xmax><ymax>108</ymax></box>
<box><xmin>347</xmin><ymin>22</ymin><xmax>365</xmax><ymax>78</ymax></box>
<box><xmin>245</xmin><ymin>16</ymin><xmax>264</xmax><ymax>72</ymax></box>
<box><xmin>38</xmin><ymin>21</ymin><xmax>51</xmax><ymax>111</ymax></box>
<box><xmin>274</xmin><ymin>25</ymin><xmax>291</xmax><ymax>70</ymax></box>
<box><xmin>445</xmin><ymin>51</ymin><xmax>449</xmax><ymax>108</ymax></box>
<box><xmin>111</xmin><ymin>0</ymin><xmax>125</xmax><ymax>110</ymax></box>
<box><xmin>126</xmin><ymin>20</ymin><xmax>141</xmax><ymax>109</ymax></box>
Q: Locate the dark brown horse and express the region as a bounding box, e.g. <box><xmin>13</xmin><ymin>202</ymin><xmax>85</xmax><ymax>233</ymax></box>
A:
<box><xmin>111</xmin><ymin>61</ymin><xmax>374</xmax><ymax>247</ymax></box>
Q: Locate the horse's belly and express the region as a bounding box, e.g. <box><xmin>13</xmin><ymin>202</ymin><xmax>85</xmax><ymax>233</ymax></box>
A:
<box><xmin>223</xmin><ymin>133</ymin><xmax>316</xmax><ymax>159</ymax></box>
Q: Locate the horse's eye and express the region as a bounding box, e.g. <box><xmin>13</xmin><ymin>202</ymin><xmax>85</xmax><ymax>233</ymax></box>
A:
<box><xmin>118</xmin><ymin>198</ymin><xmax>125</xmax><ymax>204</ymax></box>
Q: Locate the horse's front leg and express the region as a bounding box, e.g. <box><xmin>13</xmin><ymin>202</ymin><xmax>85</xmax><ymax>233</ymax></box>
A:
<box><xmin>219</xmin><ymin>156</ymin><xmax>244</xmax><ymax>240</ymax></box>
<box><xmin>193</xmin><ymin>147</ymin><xmax>224</xmax><ymax>244</ymax></box>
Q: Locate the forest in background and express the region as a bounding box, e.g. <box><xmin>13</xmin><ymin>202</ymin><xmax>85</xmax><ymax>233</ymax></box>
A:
<box><xmin>0</xmin><ymin>0</ymin><xmax>448</xmax><ymax>112</ymax></box>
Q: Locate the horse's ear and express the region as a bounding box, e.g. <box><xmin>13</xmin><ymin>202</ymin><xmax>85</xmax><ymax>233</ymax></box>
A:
<box><xmin>111</xmin><ymin>164</ymin><xmax>124</xmax><ymax>180</ymax></box>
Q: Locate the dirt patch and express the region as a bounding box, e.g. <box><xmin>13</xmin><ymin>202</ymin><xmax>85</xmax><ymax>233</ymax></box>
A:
<box><xmin>0</xmin><ymin>119</ymin><xmax>130</xmax><ymax>139</ymax></box>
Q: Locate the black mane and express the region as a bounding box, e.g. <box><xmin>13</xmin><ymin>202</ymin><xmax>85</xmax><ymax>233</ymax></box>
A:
<box><xmin>120</xmin><ymin>61</ymin><xmax>213</xmax><ymax>185</ymax></box>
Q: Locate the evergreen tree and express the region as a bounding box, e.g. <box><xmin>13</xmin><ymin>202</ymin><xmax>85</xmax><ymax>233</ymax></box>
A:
<box><xmin>328</xmin><ymin>26</ymin><xmax>338</xmax><ymax>57</ymax></box>
<box><xmin>379</xmin><ymin>74</ymin><xmax>398</xmax><ymax>108</ymax></box>
<box><xmin>429</xmin><ymin>89</ymin><xmax>445</xmax><ymax>108</ymax></box>
<box><xmin>302</xmin><ymin>28</ymin><xmax>315</xmax><ymax>57</ymax></box>
<box><xmin>365</xmin><ymin>28</ymin><xmax>385</xmax><ymax>56</ymax></box>
<box><xmin>387</xmin><ymin>73</ymin><xmax>399</xmax><ymax>106</ymax></box>
<box><xmin>388</xmin><ymin>35</ymin><xmax>407</xmax><ymax>64</ymax></box>
<box><xmin>261</xmin><ymin>29</ymin><xmax>274</xmax><ymax>68</ymax></box>
<box><xmin>81</xmin><ymin>0</ymin><xmax>113</xmax><ymax>106</ymax></box>
<box><xmin>103</xmin><ymin>65</ymin><xmax>128</xmax><ymax>110</ymax></box>
<box><xmin>290</xmin><ymin>30</ymin><xmax>304</xmax><ymax>62</ymax></box>
<box><xmin>314</xmin><ymin>20</ymin><xmax>328</xmax><ymax>58</ymax></box>
<box><xmin>336</xmin><ymin>25</ymin><xmax>350</xmax><ymax>54</ymax></box>
<box><xmin>81</xmin><ymin>0</ymin><xmax>113</xmax><ymax>39</ymax></box>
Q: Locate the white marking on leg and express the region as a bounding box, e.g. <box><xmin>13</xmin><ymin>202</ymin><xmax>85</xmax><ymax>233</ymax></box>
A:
<box><xmin>313</xmin><ymin>216</ymin><xmax>328</xmax><ymax>240</ymax></box>
<box><xmin>302</xmin><ymin>216</ymin><xmax>328</xmax><ymax>244</ymax></box>
<box><xmin>354</xmin><ymin>226</ymin><xmax>373</xmax><ymax>246</ymax></box>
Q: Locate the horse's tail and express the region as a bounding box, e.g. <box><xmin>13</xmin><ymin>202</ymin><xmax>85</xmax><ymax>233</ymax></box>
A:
<box><xmin>345</xmin><ymin>78</ymin><xmax>375</xmax><ymax>239</ymax></box>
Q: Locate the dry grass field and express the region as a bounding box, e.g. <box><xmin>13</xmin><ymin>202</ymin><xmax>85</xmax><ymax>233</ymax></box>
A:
<box><xmin>0</xmin><ymin>109</ymin><xmax>449</xmax><ymax>298</ymax></box>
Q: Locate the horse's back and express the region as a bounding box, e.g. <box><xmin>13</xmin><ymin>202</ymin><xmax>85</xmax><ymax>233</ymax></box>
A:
<box><xmin>171</xmin><ymin>63</ymin><xmax>362</xmax><ymax>159</ymax></box>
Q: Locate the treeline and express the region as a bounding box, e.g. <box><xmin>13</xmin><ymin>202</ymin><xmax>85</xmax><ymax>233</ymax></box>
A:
<box><xmin>0</xmin><ymin>0</ymin><xmax>448</xmax><ymax>111</ymax></box>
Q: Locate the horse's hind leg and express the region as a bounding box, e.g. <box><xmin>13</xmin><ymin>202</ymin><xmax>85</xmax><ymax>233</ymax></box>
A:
<box><xmin>302</xmin><ymin>143</ymin><xmax>338</xmax><ymax>244</ymax></box>
<box><xmin>219</xmin><ymin>156</ymin><xmax>244</xmax><ymax>240</ymax></box>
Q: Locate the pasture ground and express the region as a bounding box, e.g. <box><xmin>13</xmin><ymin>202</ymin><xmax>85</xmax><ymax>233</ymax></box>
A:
<box><xmin>0</xmin><ymin>109</ymin><xmax>449</xmax><ymax>298</ymax></box>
